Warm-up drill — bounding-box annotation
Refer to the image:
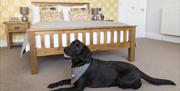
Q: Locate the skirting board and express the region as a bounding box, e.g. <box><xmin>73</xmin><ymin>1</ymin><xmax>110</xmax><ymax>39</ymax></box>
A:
<box><xmin>145</xmin><ymin>33</ymin><xmax>180</xmax><ymax>44</ymax></box>
<box><xmin>136</xmin><ymin>32</ymin><xmax>145</xmax><ymax>38</ymax></box>
<box><xmin>0</xmin><ymin>39</ymin><xmax>24</xmax><ymax>47</ymax></box>
<box><xmin>0</xmin><ymin>40</ymin><xmax>7</xmax><ymax>47</ymax></box>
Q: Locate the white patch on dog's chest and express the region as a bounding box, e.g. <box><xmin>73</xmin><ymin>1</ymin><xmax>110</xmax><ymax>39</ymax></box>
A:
<box><xmin>71</xmin><ymin>63</ymin><xmax>90</xmax><ymax>84</ymax></box>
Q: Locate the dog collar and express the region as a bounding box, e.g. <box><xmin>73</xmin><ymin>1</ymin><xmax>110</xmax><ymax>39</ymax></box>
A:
<box><xmin>71</xmin><ymin>63</ymin><xmax>90</xmax><ymax>84</ymax></box>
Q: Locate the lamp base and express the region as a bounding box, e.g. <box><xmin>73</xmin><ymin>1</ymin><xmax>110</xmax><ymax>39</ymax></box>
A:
<box><xmin>21</xmin><ymin>16</ymin><xmax>28</xmax><ymax>22</ymax></box>
<box><xmin>92</xmin><ymin>15</ymin><xmax>101</xmax><ymax>21</ymax></box>
<box><xmin>92</xmin><ymin>14</ymin><xmax>104</xmax><ymax>21</ymax></box>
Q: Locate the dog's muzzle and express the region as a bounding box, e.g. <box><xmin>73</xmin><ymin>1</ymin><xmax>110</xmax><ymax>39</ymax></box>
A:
<box><xmin>64</xmin><ymin>47</ymin><xmax>71</xmax><ymax>58</ymax></box>
<box><xmin>64</xmin><ymin>53</ymin><xmax>71</xmax><ymax>58</ymax></box>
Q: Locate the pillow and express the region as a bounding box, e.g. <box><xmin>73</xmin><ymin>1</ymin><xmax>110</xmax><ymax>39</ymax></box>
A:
<box><xmin>31</xmin><ymin>5</ymin><xmax>41</xmax><ymax>24</ymax></box>
<box><xmin>40</xmin><ymin>11</ymin><xmax>63</xmax><ymax>22</ymax></box>
<box><xmin>57</xmin><ymin>6</ymin><xmax>71</xmax><ymax>21</ymax></box>
<box><xmin>57</xmin><ymin>5</ymin><xmax>89</xmax><ymax>21</ymax></box>
<box><xmin>40</xmin><ymin>6</ymin><xmax>63</xmax><ymax>22</ymax></box>
<box><xmin>31</xmin><ymin>4</ymin><xmax>89</xmax><ymax>22</ymax></box>
<box><xmin>70</xmin><ymin>9</ymin><xmax>90</xmax><ymax>21</ymax></box>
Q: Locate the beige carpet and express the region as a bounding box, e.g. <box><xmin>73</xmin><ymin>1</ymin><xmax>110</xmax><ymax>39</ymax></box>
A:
<box><xmin>0</xmin><ymin>38</ymin><xmax>180</xmax><ymax>91</ymax></box>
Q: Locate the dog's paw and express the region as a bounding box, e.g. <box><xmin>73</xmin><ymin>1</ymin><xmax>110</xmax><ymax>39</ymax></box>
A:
<box><xmin>47</xmin><ymin>83</ymin><xmax>59</xmax><ymax>89</ymax></box>
<box><xmin>48</xmin><ymin>82</ymin><xmax>66</xmax><ymax>89</ymax></box>
<box><xmin>50</xmin><ymin>88</ymin><xmax>63</xmax><ymax>91</ymax></box>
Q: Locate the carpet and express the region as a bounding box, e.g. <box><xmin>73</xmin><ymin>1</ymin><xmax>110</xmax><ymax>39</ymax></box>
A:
<box><xmin>0</xmin><ymin>38</ymin><xmax>179</xmax><ymax>91</ymax></box>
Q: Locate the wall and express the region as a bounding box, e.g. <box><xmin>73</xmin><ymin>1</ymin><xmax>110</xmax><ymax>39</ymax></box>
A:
<box><xmin>145</xmin><ymin>0</ymin><xmax>180</xmax><ymax>43</ymax></box>
<box><xmin>118</xmin><ymin>0</ymin><xmax>147</xmax><ymax>37</ymax></box>
<box><xmin>0</xmin><ymin>0</ymin><xmax>118</xmax><ymax>47</ymax></box>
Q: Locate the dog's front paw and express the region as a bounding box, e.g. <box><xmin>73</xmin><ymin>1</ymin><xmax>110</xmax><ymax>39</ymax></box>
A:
<box><xmin>50</xmin><ymin>88</ymin><xmax>64</xmax><ymax>91</ymax></box>
<box><xmin>48</xmin><ymin>83</ymin><xmax>59</xmax><ymax>89</ymax></box>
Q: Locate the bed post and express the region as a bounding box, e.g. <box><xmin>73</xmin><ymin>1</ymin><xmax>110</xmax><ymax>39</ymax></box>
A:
<box><xmin>29</xmin><ymin>32</ymin><xmax>38</xmax><ymax>74</ymax></box>
<box><xmin>128</xmin><ymin>26</ymin><xmax>136</xmax><ymax>61</ymax></box>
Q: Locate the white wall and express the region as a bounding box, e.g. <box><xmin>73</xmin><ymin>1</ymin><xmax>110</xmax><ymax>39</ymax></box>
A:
<box><xmin>118</xmin><ymin>0</ymin><xmax>147</xmax><ymax>37</ymax></box>
<box><xmin>145</xmin><ymin>0</ymin><xmax>180</xmax><ymax>43</ymax></box>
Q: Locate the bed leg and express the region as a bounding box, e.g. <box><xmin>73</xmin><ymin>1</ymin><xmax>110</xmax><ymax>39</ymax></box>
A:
<box><xmin>30</xmin><ymin>51</ymin><xmax>38</xmax><ymax>74</ymax></box>
<box><xmin>128</xmin><ymin>27</ymin><xmax>136</xmax><ymax>62</ymax></box>
<box><xmin>29</xmin><ymin>32</ymin><xmax>38</xmax><ymax>74</ymax></box>
<box><xmin>128</xmin><ymin>46</ymin><xmax>135</xmax><ymax>61</ymax></box>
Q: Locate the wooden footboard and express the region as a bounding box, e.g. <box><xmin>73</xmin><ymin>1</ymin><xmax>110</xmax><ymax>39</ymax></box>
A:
<box><xmin>28</xmin><ymin>26</ymin><xmax>136</xmax><ymax>74</ymax></box>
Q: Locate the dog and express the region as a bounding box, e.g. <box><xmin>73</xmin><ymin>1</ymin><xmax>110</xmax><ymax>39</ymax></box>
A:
<box><xmin>48</xmin><ymin>40</ymin><xmax>175</xmax><ymax>91</ymax></box>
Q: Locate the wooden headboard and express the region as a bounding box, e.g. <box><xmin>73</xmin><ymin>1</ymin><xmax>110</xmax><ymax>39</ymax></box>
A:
<box><xmin>31</xmin><ymin>2</ymin><xmax>90</xmax><ymax>10</ymax></box>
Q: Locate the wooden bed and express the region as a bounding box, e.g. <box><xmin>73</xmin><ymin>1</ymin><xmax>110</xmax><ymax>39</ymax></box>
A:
<box><xmin>28</xmin><ymin>2</ymin><xmax>136</xmax><ymax>74</ymax></box>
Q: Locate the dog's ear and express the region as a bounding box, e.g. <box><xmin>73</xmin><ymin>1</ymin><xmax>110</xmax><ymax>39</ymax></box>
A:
<box><xmin>81</xmin><ymin>46</ymin><xmax>92</xmax><ymax>63</ymax></box>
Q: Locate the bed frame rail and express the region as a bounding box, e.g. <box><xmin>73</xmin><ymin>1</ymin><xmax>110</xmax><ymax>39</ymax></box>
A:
<box><xmin>35</xmin><ymin>29</ymin><xmax>132</xmax><ymax>56</ymax></box>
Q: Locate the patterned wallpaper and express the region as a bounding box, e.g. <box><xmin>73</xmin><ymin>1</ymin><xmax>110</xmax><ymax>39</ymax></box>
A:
<box><xmin>0</xmin><ymin>0</ymin><xmax>118</xmax><ymax>42</ymax></box>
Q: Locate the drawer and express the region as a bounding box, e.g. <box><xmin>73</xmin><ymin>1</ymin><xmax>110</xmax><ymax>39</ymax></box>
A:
<box><xmin>8</xmin><ymin>24</ymin><xmax>28</xmax><ymax>31</ymax></box>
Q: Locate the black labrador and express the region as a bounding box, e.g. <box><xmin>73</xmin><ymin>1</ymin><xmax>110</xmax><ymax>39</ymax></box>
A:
<box><xmin>48</xmin><ymin>40</ymin><xmax>175</xmax><ymax>91</ymax></box>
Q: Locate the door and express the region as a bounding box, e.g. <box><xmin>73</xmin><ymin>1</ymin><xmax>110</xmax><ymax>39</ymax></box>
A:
<box><xmin>118</xmin><ymin>0</ymin><xmax>147</xmax><ymax>37</ymax></box>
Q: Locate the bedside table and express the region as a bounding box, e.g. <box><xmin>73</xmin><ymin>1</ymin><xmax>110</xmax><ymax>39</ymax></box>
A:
<box><xmin>3</xmin><ymin>22</ymin><xmax>29</xmax><ymax>48</ymax></box>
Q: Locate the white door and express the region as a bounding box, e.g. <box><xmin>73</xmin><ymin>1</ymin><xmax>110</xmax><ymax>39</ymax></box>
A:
<box><xmin>118</xmin><ymin>0</ymin><xmax>147</xmax><ymax>37</ymax></box>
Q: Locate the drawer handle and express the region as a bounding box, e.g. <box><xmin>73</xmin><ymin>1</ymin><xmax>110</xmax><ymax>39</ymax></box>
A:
<box><xmin>14</xmin><ymin>26</ymin><xmax>20</xmax><ymax>30</ymax></box>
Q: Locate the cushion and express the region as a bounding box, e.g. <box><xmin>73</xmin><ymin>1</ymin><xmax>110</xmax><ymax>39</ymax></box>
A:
<box><xmin>58</xmin><ymin>5</ymin><xmax>89</xmax><ymax>21</ymax></box>
<box><xmin>70</xmin><ymin>9</ymin><xmax>90</xmax><ymax>21</ymax></box>
<box><xmin>40</xmin><ymin>6</ymin><xmax>63</xmax><ymax>22</ymax></box>
<box><xmin>31</xmin><ymin>4</ymin><xmax>89</xmax><ymax>22</ymax></box>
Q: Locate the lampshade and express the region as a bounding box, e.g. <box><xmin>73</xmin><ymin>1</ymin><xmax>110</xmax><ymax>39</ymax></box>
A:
<box><xmin>91</xmin><ymin>8</ymin><xmax>100</xmax><ymax>15</ymax></box>
<box><xmin>20</xmin><ymin>7</ymin><xmax>29</xmax><ymax>15</ymax></box>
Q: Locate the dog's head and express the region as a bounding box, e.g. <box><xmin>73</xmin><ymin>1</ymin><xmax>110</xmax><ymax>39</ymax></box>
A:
<box><xmin>64</xmin><ymin>40</ymin><xmax>92</xmax><ymax>65</ymax></box>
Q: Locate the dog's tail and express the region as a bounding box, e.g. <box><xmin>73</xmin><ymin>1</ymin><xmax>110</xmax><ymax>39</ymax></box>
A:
<box><xmin>140</xmin><ymin>71</ymin><xmax>176</xmax><ymax>85</ymax></box>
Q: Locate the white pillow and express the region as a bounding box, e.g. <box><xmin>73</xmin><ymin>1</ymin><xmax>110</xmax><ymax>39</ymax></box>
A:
<box><xmin>31</xmin><ymin>5</ymin><xmax>40</xmax><ymax>24</ymax></box>
<box><xmin>58</xmin><ymin>6</ymin><xmax>71</xmax><ymax>21</ymax></box>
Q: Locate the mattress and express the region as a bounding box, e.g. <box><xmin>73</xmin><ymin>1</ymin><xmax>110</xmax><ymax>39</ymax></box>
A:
<box><xmin>29</xmin><ymin>21</ymin><xmax>128</xmax><ymax>31</ymax></box>
<box><xmin>22</xmin><ymin>21</ymin><xmax>129</xmax><ymax>54</ymax></box>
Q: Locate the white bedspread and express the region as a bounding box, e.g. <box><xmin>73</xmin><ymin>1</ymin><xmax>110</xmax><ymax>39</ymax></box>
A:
<box><xmin>30</xmin><ymin>21</ymin><xmax>128</xmax><ymax>30</ymax></box>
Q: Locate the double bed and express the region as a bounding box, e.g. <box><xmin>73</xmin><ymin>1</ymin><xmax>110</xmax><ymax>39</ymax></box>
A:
<box><xmin>21</xmin><ymin>2</ymin><xmax>136</xmax><ymax>74</ymax></box>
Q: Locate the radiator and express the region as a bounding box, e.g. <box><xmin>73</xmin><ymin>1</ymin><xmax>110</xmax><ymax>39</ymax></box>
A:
<box><xmin>160</xmin><ymin>7</ymin><xmax>180</xmax><ymax>36</ymax></box>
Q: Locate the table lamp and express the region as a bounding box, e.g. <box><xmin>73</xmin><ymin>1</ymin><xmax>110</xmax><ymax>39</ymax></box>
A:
<box><xmin>20</xmin><ymin>7</ymin><xmax>29</xmax><ymax>22</ymax></box>
<box><xmin>91</xmin><ymin>8</ymin><xmax>104</xmax><ymax>20</ymax></box>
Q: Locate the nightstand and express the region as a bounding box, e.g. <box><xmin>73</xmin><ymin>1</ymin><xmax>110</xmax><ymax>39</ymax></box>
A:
<box><xmin>3</xmin><ymin>22</ymin><xmax>29</xmax><ymax>48</ymax></box>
